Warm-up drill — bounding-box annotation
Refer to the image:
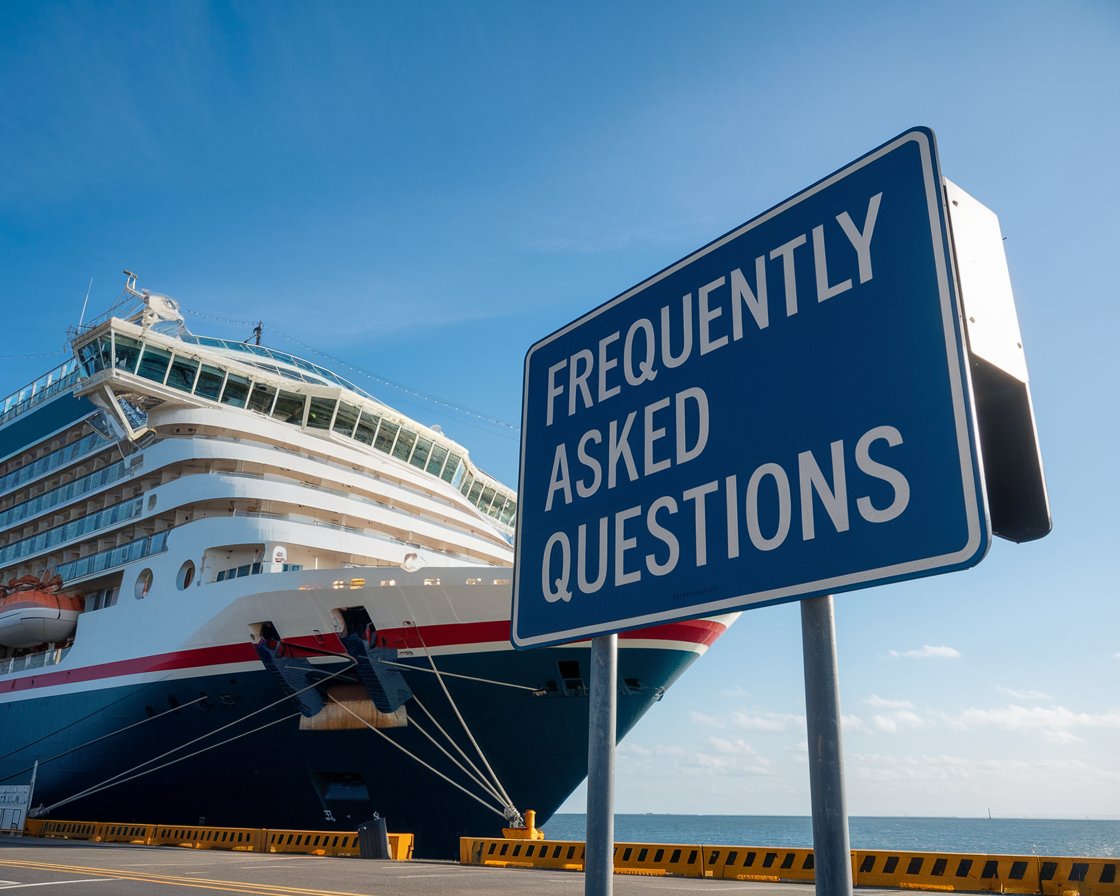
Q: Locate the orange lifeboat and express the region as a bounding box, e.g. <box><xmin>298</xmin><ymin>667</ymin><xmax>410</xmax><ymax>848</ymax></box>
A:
<box><xmin>0</xmin><ymin>574</ymin><xmax>84</xmax><ymax>649</ymax></box>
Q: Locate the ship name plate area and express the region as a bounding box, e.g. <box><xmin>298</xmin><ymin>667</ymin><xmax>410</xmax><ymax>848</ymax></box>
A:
<box><xmin>514</xmin><ymin>129</ymin><xmax>987</xmax><ymax>648</ymax></box>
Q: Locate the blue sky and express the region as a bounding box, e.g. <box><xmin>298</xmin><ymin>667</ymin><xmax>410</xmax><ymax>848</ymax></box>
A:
<box><xmin>2</xmin><ymin>1</ymin><xmax>1118</xmax><ymax>819</ymax></box>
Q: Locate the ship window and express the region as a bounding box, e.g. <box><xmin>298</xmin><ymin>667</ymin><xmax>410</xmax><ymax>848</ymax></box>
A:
<box><xmin>392</xmin><ymin>428</ymin><xmax>416</xmax><ymax>462</ymax></box>
<box><xmin>247</xmin><ymin>383</ymin><xmax>277</xmax><ymax>415</ymax></box>
<box><xmin>467</xmin><ymin>479</ymin><xmax>483</xmax><ymax>504</ymax></box>
<box><xmin>333</xmin><ymin>402</ymin><xmax>360</xmax><ymax>438</ymax></box>
<box><xmin>426</xmin><ymin>444</ymin><xmax>448</xmax><ymax>476</ymax></box>
<box><xmin>410</xmin><ymin>438</ymin><xmax>432</xmax><ymax>470</ymax></box>
<box><xmin>177</xmin><ymin>560</ymin><xmax>195</xmax><ymax>590</ymax></box>
<box><xmin>167</xmin><ymin>355</ymin><xmax>199</xmax><ymax>392</ymax></box>
<box><xmin>478</xmin><ymin>486</ymin><xmax>496</xmax><ymax>512</ymax></box>
<box><xmin>136</xmin><ymin>344</ymin><xmax>172</xmax><ymax>383</ymax></box>
<box><xmin>220</xmin><ymin>373</ymin><xmax>250</xmax><ymax>408</ymax></box>
<box><xmin>306</xmin><ymin>396</ymin><xmax>335</xmax><ymax>430</ymax></box>
<box><xmin>353</xmin><ymin>410</ymin><xmax>378</xmax><ymax>445</ymax></box>
<box><xmin>273</xmin><ymin>390</ymin><xmax>305</xmax><ymax>424</ymax></box>
<box><xmin>442</xmin><ymin>453</ymin><xmax>462</xmax><ymax>484</ymax></box>
<box><xmin>113</xmin><ymin>335</ymin><xmax>142</xmax><ymax>373</ymax></box>
<box><xmin>78</xmin><ymin>339</ymin><xmax>107</xmax><ymax>375</ymax></box>
<box><xmin>135</xmin><ymin>568</ymin><xmax>153</xmax><ymax>600</ymax></box>
<box><xmin>373</xmin><ymin>420</ymin><xmax>398</xmax><ymax>454</ymax></box>
<box><xmin>195</xmin><ymin>364</ymin><xmax>225</xmax><ymax>401</ymax></box>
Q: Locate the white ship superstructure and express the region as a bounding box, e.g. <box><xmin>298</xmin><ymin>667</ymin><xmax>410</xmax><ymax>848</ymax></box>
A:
<box><xmin>0</xmin><ymin>275</ymin><xmax>731</xmax><ymax>856</ymax></box>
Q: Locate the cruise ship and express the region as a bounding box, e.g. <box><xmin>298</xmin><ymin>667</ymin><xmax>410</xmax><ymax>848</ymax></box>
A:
<box><xmin>0</xmin><ymin>274</ymin><xmax>732</xmax><ymax>856</ymax></box>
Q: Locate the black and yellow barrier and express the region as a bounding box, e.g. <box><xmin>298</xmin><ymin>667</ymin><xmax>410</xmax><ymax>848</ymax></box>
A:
<box><xmin>459</xmin><ymin>836</ymin><xmax>1120</xmax><ymax>895</ymax></box>
<box><xmin>24</xmin><ymin>820</ymin><xmax>99</xmax><ymax>840</ymax></box>
<box><xmin>615</xmin><ymin>843</ymin><xmax>706</xmax><ymax>877</ymax></box>
<box><xmin>265</xmin><ymin>828</ymin><xmax>412</xmax><ymax>860</ymax></box>
<box><xmin>95</xmin><ymin>822</ymin><xmax>156</xmax><ymax>845</ymax></box>
<box><xmin>23</xmin><ymin>818</ymin><xmax>412</xmax><ymax>860</ymax></box>
<box><xmin>461</xmin><ymin>836</ymin><xmax>583</xmax><ymax>870</ymax></box>
<box><xmin>1039</xmin><ymin>857</ymin><xmax>1120</xmax><ymax>896</ymax></box>
<box><xmin>150</xmin><ymin>824</ymin><xmax>267</xmax><ymax>852</ymax></box>
<box><xmin>710</xmin><ymin>846</ymin><xmax>818</xmax><ymax>882</ymax></box>
<box><xmin>855</xmin><ymin>849</ymin><xmax>1037</xmax><ymax>893</ymax></box>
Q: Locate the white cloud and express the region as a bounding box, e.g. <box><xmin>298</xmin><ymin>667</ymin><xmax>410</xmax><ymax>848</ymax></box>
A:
<box><xmin>842</xmin><ymin>714</ymin><xmax>870</xmax><ymax>733</ymax></box>
<box><xmin>888</xmin><ymin>645</ymin><xmax>961</xmax><ymax>660</ymax></box>
<box><xmin>850</xmin><ymin>753</ymin><xmax>1120</xmax><ymax>786</ymax></box>
<box><xmin>871</xmin><ymin>710</ymin><xmax>927</xmax><ymax>734</ymax></box>
<box><xmin>689</xmin><ymin>710</ymin><xmax>804</xmax><ymax>733</ymax></box>
<box><xmin>997</xmin><ymin>686</ymin><xmax>1052</xmax><ymax>701</ymax></box>
<box><xmin>671</xmin><ymin>737</ymin><xmax>777</xmax><ymax>778</ymax></box>
<box><xmin>866</xmin><ymin>694</ymin><xmax>915</xmax><ymax>710</ymax></box>
<box><xmin>942</xmin><ymin>704</ymin><xmax>1120</xmax><ymax>744</ymax></box>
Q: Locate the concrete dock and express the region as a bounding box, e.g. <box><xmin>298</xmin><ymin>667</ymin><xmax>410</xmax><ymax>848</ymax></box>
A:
<box><xmin>0</xmin><ymin>836</ymin><xmax>902</xmax><ymax>895</ymax></box>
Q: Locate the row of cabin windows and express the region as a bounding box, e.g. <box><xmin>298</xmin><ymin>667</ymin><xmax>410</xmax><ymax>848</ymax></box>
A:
<box><xmin>214</xmin><ymin>561</ymin><xmax>302</xmax><ymax>582</ymax></box>
<box><xmin>0</xmin><ymin>496</ymin><xmax>143</xmax><ymax>565</ymax></box>
<box><xmin>215</xmin><ymin>562</ymin><xmax>262</xmax><ymax>581</ymax></box>
<box><xmin>0</xmin><ymin>455</ymin><xmax>129</xmax><ymax>529</ymax></box>
<box><xmin>0</xmin><ymin>431</ymin><xmax>109</xmax><ymax>497</ymax></box>
<box><xmin>77</xmin><ymin>331</ymin><xmax>516</xmax><ymax>528</ymax></box>
<box><xmin>0</xmin><ymin>359</ymin><xmax>81</xmax><ymax>424</ymax></box>
<box><xmin>55</xmin><ymin>529</ymin><xmax>169</xmax><ymax>583</ymax></box>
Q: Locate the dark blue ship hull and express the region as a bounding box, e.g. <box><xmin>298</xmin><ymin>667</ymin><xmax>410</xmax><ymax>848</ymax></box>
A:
<box><xmin>0</xmin><ymin>642</ymin><xmax>702</xmax><ymax>857</ymax></box>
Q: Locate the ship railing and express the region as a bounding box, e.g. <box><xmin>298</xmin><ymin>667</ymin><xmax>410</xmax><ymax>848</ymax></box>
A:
<box><xmin>1</xmin><ymin>644</ymin><xmax>68</xmax><ymax>677</ymax></box>
<box><xmin>54</xmin><ymin>529</ymin><xmax>170</xmax><ymax>585</ymax></box>
<box><xmin>0</xmin><ymin>360</ymin><xmax>81</xmax><ymax>428</ymax></box>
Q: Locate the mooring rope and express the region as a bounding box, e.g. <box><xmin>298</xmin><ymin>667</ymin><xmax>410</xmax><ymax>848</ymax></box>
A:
<box><xmin>0</xmin><ymin>695</ymin><xmax>207</xmax><ymax>785</ymax></box>
<box><xmin>400</xmin><ymin>615</ymin><xmax>521</xmax><ymax>824</ymax></box>
<box><xmin>40</xmin><ymin>650</ymin><xmax>355</xmax><ymax>814</ymax></box>
<box><xmin>326</xmin><ymin>695</ymin><xmax>507</xmax><ymax>820</ymax></box>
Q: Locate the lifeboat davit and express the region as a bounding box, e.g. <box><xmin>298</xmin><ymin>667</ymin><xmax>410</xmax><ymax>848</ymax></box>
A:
<box><xmin>0</xmin><ymin>574</ymin><xmax>84</xmax><ymax>649</ymax></box>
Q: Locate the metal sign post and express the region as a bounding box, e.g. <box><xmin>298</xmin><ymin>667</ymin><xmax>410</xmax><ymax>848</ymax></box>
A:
<box><xmin>585</xmin><ymin>634</ymin><xmax>617</xmax><ymax>896</ymax></box>
<box><xmin>802</xmin><ymin>596</ymin><xmax>853</xmax><ymax>896</ymax></box>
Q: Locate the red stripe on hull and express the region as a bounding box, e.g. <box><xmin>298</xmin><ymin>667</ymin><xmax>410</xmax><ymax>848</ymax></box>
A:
<box><xmin>374</xmin><ymin>617</ymin><xmax>726</xmax><ymax>650</ymax></box>
<box><xmin>1</xmin><ymin>618</ymin><xmax>726</xmax><ymax>695</ymax></box>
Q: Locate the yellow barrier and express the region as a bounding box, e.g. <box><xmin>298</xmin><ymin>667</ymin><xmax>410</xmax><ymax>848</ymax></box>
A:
<box><xmin>1038</xmin><ymin>857</ymin><xmax>1120</xmax><ymax>896</ymax></box>
<box><xmin>96</xmin><ymin>823</ymin><xmax>155</xmax><ymax>845</ymax></box>
<box><xmin>459</xmin><ymin>836</ymin><xmax>1120</xmax><ymax>895</ymax></box>
<box><xmin>461</xmin><ymin>837</ymin><xmax>580</xmax><ymax>869</ymax></box>
<box><xmin>22</xmin><ymin>818</ymin><xmax>412</xmax><ymax>861</ymax></box>
<box><xmin>26</xmin><ymin>820</ymin><xmax>99</xmax><ymax>841</ymax></box>
<box><xmin>854</xmin><ymin>850</ymin><xmax>1040</xmax><ymax>893</ymax></box>
<box><xmin>616</xmin><ymin>842</ymin><xmax>706</xmax><ymax>878</ymax></box>
<box><xmin>151</xmin><ymin>824</ymin><xmax>267</xmax><ymax>852</ymax></box>
<box><xmin>267</xmin><ymin>829</ymin><xmax>360</xmax><ymax>857</ymax></box>
<box><xmin>712</xmin><ymin>845</ymin><xmax>818</xmax><ymax>883</ymax></box>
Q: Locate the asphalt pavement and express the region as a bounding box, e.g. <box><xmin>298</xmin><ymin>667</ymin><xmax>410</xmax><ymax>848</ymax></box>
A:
<box><xmin>0</xmin><ymin>836</ymin><xmax>901</xmax><ymax>896</ymax></box>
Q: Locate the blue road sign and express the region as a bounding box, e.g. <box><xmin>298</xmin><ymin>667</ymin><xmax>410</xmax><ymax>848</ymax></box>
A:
<box><xmin>512</xmin><ymin>128</ymin><xmax>989</xmax><ymax>649</ymax></box>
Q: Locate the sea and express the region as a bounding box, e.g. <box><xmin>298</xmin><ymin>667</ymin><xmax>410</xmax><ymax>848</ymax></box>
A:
<box><xmin>540</xmin><ymin>815</ymin><xmax>1120</xmax><ymax>858</ymax></box>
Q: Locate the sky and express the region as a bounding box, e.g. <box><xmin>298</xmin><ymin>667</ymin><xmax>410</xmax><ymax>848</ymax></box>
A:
<box><xmin>2</xmin><ymin>1</ymin><xmax>1118</xmax><ymax>820</ymax></box>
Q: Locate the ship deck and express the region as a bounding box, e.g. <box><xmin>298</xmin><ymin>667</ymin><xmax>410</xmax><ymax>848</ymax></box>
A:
<box><xmin>1</xmin><ymin>836</ymin><xmax>898</xmax><ymax>895</ymax></box>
